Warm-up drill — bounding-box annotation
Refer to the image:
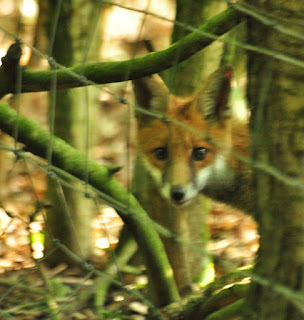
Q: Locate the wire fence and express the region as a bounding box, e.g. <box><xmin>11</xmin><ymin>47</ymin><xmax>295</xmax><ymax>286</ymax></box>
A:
<box><xmin>0</xmin><ymin>0</ymin><xmax>303</xmax><ymax>319</ymax></box>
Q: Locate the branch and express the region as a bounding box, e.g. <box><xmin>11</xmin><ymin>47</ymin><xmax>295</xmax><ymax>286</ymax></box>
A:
<box><xmin>157</xmin><ymin>268</ymin><xmax>250</xmax><ymax>320</ymax></box>
<box><xmin>0</xmin><ymin>100</ymin><xmax>180</xmax><ymax>307</ymax></box>
<box><xmin>204</xmin><ymin>298</ymin><xmax>244</xmax><ymax>320</ymax></box>
<box><xmin>3</xmin><ymin>7</ymin><xmax>241</xmax><ymax>95</ymax></box>
<box><xmin>197</xmin><ymin>284</ymin><xmax>247</xmax><ymax>319</ymax></box>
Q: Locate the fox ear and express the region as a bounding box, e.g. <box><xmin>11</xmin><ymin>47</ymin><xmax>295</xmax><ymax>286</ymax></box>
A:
<box><xmin>197</xmin><ymin>66</ymin><xmax>233</xmax><ymax>123</ymax></box>
<box><xmin>133</xmin><ymin>74</ymin><xmax>169</xmax><ymax>122</ymax></box>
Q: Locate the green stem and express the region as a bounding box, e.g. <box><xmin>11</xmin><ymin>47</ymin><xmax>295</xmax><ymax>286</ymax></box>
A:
<box><xmin>16</xmin><ymin>7</ymin><xmax>241</xmax><ymax>94</ymax></box>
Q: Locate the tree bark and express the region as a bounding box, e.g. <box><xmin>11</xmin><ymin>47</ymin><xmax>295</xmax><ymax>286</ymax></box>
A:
<box><xmin>43</xmin><ymin>0</ymin><xmax>100</xmax><ymax>266</ymax></box>
<box><xmin>168</xmin><ymin>0</ymin><xmax>226</xmax><ymax>95</ymax></box>
<box><xmin>243</xmin><ymin>1</ymin><xmax>304</xmax><ymax>319</ymax></box>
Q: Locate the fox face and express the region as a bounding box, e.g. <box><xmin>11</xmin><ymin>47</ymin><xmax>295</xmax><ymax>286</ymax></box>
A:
<box><xmin>133</xmin><ymin>67</ymin><xmax>250</xmax><ymax>210</ymax></box>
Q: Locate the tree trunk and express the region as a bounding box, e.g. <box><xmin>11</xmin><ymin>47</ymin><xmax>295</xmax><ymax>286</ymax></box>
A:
<box><xmin>167</xmin><ymin>0</ymin><xmax>227</xmax><ymax>95</ymax></box>
<box><xmin>44</xmin><ymin>0</ymin><xmax>100</xmax><ymax>266</ymax></box>
<box><xmin>133</xmin><ymin>0</ymin><xmax>227</xmax><ymax>295</ymax></box>
<box><xmin>166</xmin><ymin>0</ymin><xmax>227</xmax><ymax>292</ymax></box>
<box><xmin>243</xmin><ymin>1</ymin><xmax>304</xmax><ymax>319</ymax></box>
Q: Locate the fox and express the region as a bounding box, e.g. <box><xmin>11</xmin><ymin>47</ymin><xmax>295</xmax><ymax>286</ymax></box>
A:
<box><xmin>133</xmin><ymin>66</ymin><xmax>254</xmax><ymax>214</ymax></box>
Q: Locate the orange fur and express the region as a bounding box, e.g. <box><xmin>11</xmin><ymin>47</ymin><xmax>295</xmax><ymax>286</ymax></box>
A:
<box><xmin>133</xmin><ymin>67</ymin><xmax>253</xmax><ymax>213</ymax></box>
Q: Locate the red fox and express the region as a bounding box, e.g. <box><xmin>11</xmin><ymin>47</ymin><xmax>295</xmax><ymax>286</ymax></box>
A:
<box><xmin>133</xmin><ymin>66</ymin><xmax>253</xmax><ymax>214</ymax></box>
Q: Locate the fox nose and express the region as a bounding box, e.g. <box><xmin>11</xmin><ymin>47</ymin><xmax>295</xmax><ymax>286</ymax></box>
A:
<box><xmin>170</xmin><ymin>185</ymin><xmax>185</xmax><ymax>202</ymax></box>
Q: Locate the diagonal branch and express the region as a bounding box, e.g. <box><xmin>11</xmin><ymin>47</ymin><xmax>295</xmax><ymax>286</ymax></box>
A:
<box><xmin>0</xmin><ymin>100</ymin><xmax>180</xmax><ymax>307</ymax></box>
<box><xmin>8</xmin><ymin>7</ymin><xmax>241</xmax><ymax>95</ymax></box>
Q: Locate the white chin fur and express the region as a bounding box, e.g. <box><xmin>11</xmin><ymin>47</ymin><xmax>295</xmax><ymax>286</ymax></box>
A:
<box><xmin>197</xmin><ymin>154</ymin><xmax>235</xmax><ymax>191</ymax></box>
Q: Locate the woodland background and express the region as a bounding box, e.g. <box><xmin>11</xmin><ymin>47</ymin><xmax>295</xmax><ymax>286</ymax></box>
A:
<box><xmin>0</xmin><ymin>0</ymin><xmax>303</xmax><ymax>319</ymax></box>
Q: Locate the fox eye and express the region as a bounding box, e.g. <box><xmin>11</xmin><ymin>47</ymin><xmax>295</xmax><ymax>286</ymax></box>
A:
<box><xmin>192</xmin><ymin>147</ymin><xmax>208</xmax><ymax>161</ymax></box>
<box><xmin>154</xmin><ymin>147</ymin><xmax>168</xmax><ymax>161</ymax></box>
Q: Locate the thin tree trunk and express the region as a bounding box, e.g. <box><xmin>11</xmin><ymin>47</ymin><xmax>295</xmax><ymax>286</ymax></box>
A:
<box><xmin>167</xmin><ymin>0</ymin><xmax>227</xmax><ymax>94</ymax></box>
<box><xmin>43</xmin><ymin>0</ymin><xmax>100</xmax><ymax>266</ymax></box>
<box><xmin>165</xmin><ymin>0</ymin><xmax>227</xmax><ymax>292</ymax></box>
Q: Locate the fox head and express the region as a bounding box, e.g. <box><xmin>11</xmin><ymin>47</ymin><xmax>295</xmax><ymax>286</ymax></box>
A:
<box><xmin>133</xmin><ymin>66</ymin><xmax>236</xmax><ymax>206</ymax></box>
